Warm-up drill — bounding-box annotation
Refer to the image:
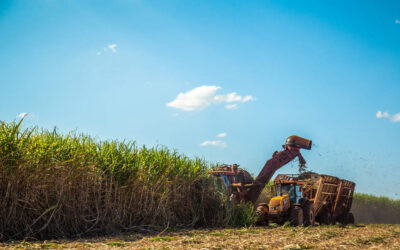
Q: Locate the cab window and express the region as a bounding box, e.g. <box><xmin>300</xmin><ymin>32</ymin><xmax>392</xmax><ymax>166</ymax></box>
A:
<box><xmin>277</xmin><ymin>184</ymin><xmax>296</xmax><ymax>202</ymax></box>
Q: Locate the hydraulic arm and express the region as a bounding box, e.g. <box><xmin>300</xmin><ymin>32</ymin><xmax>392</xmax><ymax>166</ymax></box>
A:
<box><xmin>248</xmin><ymin>146</ymin><xmax>307</xmax><ymax>202</ymax></box>
<box><xmin>209</xmin><ymin>135</ymin><xmax>312</xmax><ymax>203</ymax></box>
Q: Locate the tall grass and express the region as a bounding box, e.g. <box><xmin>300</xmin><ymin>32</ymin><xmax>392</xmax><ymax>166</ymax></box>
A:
<box><xmin>0</xmin><ymin>120</ymin><xmax>240</xmax><ymax>240</ymax></box>
<box><xmin>11</xmin><ymin>118</ymin><xmax>399</xmax><ymax>239</ymax></box>
<box><xmin>352</xmin><ymin>193</ymin><xmax>400</xmax><ymax>224</ymax></box>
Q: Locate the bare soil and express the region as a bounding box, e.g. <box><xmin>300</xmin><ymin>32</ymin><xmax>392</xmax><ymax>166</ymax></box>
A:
<box><xmin>2</xmin><ymin>224</ymin><xmax>400</xmax><ymax>249</ymax></box>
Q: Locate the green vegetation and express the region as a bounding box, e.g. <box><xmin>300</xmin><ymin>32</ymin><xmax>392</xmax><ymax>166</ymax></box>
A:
<box><xmin>352</xmin><ymin>193</ymin><xmax>400</xmax><ymax>224</ymax></box>
<box><xmin>1</xmin><ymin>119</ymin><xmax>399</xmax><ymax>241</ymax></box>
<box><xmin>354</xmin><ymin>193</ymin><xmax>400</xmax><ymax>208</ymax></box>
<box><xmin>0</xmin><ymin>119</ymin><xmax>247</xmax><ymax>240</ymax></box>
<box><xmin>227</xmin><ymin>202</ymin><xmax>257</xmax><ymax>227</ymax></box>
<box><xmin>105</xmin><ymin>241</ymin><xmax>128</xmax><ymax>247</ymax></box>
<box><xmin>150</xmin><ymin>236</ymin><xmax>177</xmax><ymax>241</ymax></box>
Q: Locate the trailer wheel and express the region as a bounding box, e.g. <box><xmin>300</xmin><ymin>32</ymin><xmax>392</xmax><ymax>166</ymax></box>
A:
<box><xmin>302</xmin><ymin>202</ymin><xmax>315</xmax><ymax>226</ymax></box>
<box><xmin>318</xmin><ymin>211</ymin><xmax>332</xmax><ymax>225</ymax></box>
<box><xmin>337</xmin><ymin>212</ymin><xmax>354</xmax><ymax>225</ymax></box>
<box><xmin>290</xmin><ymin>206</ymin><xmax>303</xmax><ymax>226</ymax></box>
<box><xmin>337</xmin><ymin>215</ymin><xmax>345</xmax><ymax>224</ymax></box>
<box><xmin>346</xmin><ymin>212</ymin><xmax>355</xmax><ymax>224</ymax></box>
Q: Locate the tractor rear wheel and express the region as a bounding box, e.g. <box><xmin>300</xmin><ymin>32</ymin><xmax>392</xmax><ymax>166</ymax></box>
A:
<box><xmin>302</xmin><ymin>202</ymin><xmax>315</xmax><ymax>226</ymax></box>
<box><xmin>290</xmin><ymin>206</ymin><xmax>304</xmax><ymax>226</ymax></box>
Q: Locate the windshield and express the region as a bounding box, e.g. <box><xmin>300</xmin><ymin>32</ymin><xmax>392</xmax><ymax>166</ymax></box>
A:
<box><xmin>276</xmin><ymin>184</ymin><xmax>296</xmax><ymax>202</ymax></box>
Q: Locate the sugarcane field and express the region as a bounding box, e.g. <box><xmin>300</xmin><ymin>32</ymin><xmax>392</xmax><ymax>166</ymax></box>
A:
<box><xmin>1</xmin><ymin>1</ymin><xmax>400</xmax><ymax>249</ymax></box>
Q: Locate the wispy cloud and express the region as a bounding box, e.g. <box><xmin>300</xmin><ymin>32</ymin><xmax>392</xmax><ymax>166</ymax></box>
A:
<box><xmin>376</xmin><ymin>110</ymin><xmax>400</xmax><ymax>122</ymax></box>
<box><xmin>395</xmin><ymin>19</ymin><xmax>400</xmax><ymax>24</ymax></box>
<box><xmin>201</xmin><ymin>132</ymin><xmax>228</xmax><ymax>147</ymax></box>
<box><xmin>166</xmin><ymin>85</ymin><xmax>254</xmax><ymax>111</ymax></box>
<box><xmin>217</xmin><ymin>132</ymin><xmax>227</xmax><ymax>138</ymax></box>
<box><xmin>200</xmin><ymin>140</ymin><xmax>227</xmax><ymax>147</ymax></box>
<box><xmin>225</xmin><ymin>104</ymin><xmax>237</xmax><ymax>110</ymax></box>
<box><xmin>97</xmin><ymin>44</ymin><xmax>118</xmax><ymax>55</ymax></box>
<box><xmin>214</xmin><ymin>92</ymin><xmax>254</xmax><ymax>103</ymax></box>
<box><xmin>108</xmin><ymin>44</ymin><xmax>117</xmax><ymax>53</ymax></box>
<box><xmin>17</xmin><ymin>112</ymin><xmax>28</xmax><ymax>118</ymax></box>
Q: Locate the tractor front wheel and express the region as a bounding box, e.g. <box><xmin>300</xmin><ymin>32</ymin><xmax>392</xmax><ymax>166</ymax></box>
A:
<box><xmin>255</xmin><ymin>204</ymin><xmax>269</xmax><ymax>226</ymax></box>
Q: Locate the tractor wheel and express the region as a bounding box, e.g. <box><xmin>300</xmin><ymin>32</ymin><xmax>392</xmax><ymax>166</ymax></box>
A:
<box><xmin>290</xmin><ymin>206</ymin><xmax>304</xmax><ymax>226</ymax></box>
<box><xmin>318</xmin><ymin>211</ymin><xmax>332</xmax><ymax>225</ymax></box>
<box><xmin>255</xmin><ymin>204</ymin><xmax>269</xmax><ymax>226</ymax></box>
<box><xmin>302</xmin><ymin>202</ymin><xmax>315</xmax><ymax>226</ymax></box>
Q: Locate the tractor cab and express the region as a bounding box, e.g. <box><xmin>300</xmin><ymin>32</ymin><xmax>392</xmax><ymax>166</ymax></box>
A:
<box><xmin>276</xmin><ymin>183</ymin><xmax>302</xmax><ymax>203</ymax></box>
<box><xmin>267</xmin><ymin>175</ymin><xmax>304</xmax><ymax>217</ymax></box>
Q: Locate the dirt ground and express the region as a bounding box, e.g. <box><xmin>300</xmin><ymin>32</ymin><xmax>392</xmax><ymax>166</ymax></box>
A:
<box><xmin>2</xmin><ymin>224</ymin><xmax>400</xmax><ymax>249</ymax></box>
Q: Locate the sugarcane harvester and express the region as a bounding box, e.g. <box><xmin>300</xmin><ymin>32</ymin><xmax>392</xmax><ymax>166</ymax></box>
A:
<box><xmin>210</xmin><ymin>135</ymin><xmax>355</xmax><ymax>226</ymax></box>
<box><xmin>210</xmin><ymin>135</ymin><xmax>312</xmax><ymax>204</ymax></box>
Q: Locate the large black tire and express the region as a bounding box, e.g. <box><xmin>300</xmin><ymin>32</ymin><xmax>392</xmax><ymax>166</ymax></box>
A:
<box><xmin>255</xmin><ymin>204</ymin><xmax>269</xmax><ymax>226</ymax></box>
<box><xmin>302</xmin><ymin>202</ymin><xmax>315</xmax><ymax>226</ymax></box>
<box><xmin>337</xmin><ymin>212</ymin><xmax>354</xmax><ymax>225</ymax></box>
<box><xmin>336</xmin><ymin>214</ymin><xmax>345</xmax><ymax>224</ymax></box>
<box><xmin>347</xmin><ymin>212</ymin><xmax>355</xmax><ymax>224</ymax></box>
<box><xmin>318</xmin><ymin>211</ymin><xmax>332</xmax><ymax>225</ymax></box>
<box><xmin>290</xmin><ymin>206</ymin><xmax>304</xmax><ymax>226</ymax></box>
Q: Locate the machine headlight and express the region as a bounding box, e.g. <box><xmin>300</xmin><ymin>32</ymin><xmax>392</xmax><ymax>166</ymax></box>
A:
<box><xmin>270</xmin><ymin>206</ymin><xmax>280</xmax><ymax>211</ymax></box>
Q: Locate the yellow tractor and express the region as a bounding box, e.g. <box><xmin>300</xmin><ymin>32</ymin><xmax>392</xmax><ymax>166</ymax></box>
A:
<box><xmin>256</xmin><ymin>174</ymin><xmax>355</xmax><ymax>226</ymax></box>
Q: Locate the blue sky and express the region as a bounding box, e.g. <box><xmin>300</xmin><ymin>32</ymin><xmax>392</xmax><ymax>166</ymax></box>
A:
<box><xmin>1</xmin><ymin>0</ymin><xmax>400</xmax><ymax>198</ymax></box>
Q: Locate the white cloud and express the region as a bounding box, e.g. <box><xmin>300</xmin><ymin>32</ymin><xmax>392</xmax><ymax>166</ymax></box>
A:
<box><xmin>225</xmin><ymin>104</ymin><xmax>237</xmax><ymax>110</ymax></box>
<box><xmin>217</xmin><ymin>132</ymin><xmax>227</xmax><ymax>138</ymax></box>
<box><xmin>200</xmin><ymin>132</ymin><xmax>228</xmax><ymax>148</ymax></box>
<box><xmin>376</xmin><ymin>111</ymin><xmax>389</xmax><ymax>119</ymax></box>
<box><xmin>17</xmin><ymin>112</ymin><xmax>28</xmax><ymax>118</ymax></box>
<box><xmin>166</xmin><ymin>85</ymin><xmax>254</xmax><ymax>111</ymax></box>
<box><xmin>214</xmin><ymin>92</ymin><xmax>254</xmax><ymax>103</ymax></box>
<box><xmin>376</xmin><ymin>110</ymin><xmax>400</xmax><ymax>122</ymax></box>
<box><xmin>166</xmin><ymin>85</ymin><xmax>220</xmax><ymax>111</ymax></box>
<box><xmin>393</xmin><ymin>114</ymin><xmax>400</xmax><ymax>122</ymax></box>
<box><xmin>200</xmin><ymin>140</ymin><xmax>227</xmax><ymax>147</ymax></box>
<box><xmin>395</xmin><ymin>19</ymin><xmax>400</xmax><ymax>24</ymax></box>
<box><xmin>97</xmin><ymin>44</ymin><xmax>118</xmax><ymax>55</ymax></box>
<box><xmin>108</xmin><ymin>44</ymin><xmax>117</xmax><ymax>53</ymax></box>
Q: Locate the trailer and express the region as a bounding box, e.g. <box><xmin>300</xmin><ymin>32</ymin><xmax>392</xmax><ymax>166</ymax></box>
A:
<box><xmin>259</xmin><ymin>173</ymin><xmax>355</xmax><ymax>225</ymax></box>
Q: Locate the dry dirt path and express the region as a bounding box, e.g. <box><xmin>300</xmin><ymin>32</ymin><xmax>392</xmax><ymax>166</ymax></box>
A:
<box><xmin>2</xmin><ymin>224</ymin><xmax>400</xmax><ymax>249</ymax></box>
